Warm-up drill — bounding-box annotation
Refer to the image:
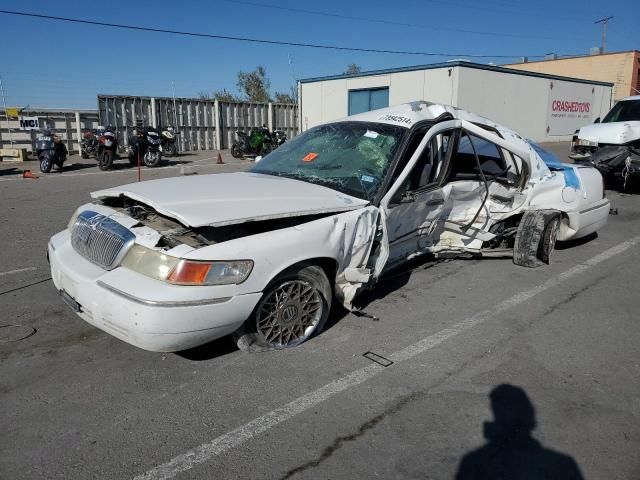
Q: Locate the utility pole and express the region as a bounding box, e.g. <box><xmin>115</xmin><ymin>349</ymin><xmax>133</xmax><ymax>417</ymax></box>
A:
<box><xmin>594</xmin><ymin>16</ymin><xmax>613</xmax><ymax>53</ymax></box>
<box><xmin>0</xmin><ymin>74</ymin><xmax>14</xmax><ymax>146</ymax></box>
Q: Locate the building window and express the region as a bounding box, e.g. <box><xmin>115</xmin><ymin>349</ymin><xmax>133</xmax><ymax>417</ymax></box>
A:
<box><xmin>348</xmin><ymin>88</ymin><xmax>389</xmax><ymax>115</ymax></box>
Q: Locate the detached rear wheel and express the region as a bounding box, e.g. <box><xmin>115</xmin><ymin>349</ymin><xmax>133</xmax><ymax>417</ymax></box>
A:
<box><xmin>235</xmin><ymin>263</ymin><xmax>332</xmax><ymax>352</ymax></box>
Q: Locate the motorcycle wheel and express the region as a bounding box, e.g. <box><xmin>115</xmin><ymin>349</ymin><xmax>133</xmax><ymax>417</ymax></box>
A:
<box><xmin>81</xmin><ymin>151</ymin><xmax>89</xmax><ymax>159</ymax></box>
<box><xmin>144</xmin><ymin>151</ymin><xmax>161</xmax><ymax>167</ymax></box>
<box><xmin>230</xmin><ymin>144</ymin><xmax>243</xmax><ymax>158</ymax></box>
<box><xmin>165</xmin><ymin>143</ymin><xmax>177</xmax><ymax>156</ymax></box>
<box><xmin>39</xmin><ymin>155</ymin><xmax>52</xmax><ymax>173</ymax></box>
<box><xmin>98</xmin><ymin>150</ymin><xmax>114</xmax><ymax>171</ymax></box>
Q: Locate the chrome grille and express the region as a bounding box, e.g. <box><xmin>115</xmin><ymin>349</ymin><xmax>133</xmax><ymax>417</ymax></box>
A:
<box><xmin>71</xmin><ymin>211</ymin><xmax>135</xmax><ymax>270</ymax></box>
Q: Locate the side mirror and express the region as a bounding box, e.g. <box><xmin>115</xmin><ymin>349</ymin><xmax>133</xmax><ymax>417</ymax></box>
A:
<box><xmin>594</xmin><ymin>117</ymin><xmax>601</xmax><ymax>124</ymax></box>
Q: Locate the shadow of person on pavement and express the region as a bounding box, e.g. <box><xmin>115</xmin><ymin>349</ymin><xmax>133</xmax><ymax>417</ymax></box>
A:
<box><xmin>455</xmin><ymin>384</ymin><xmax>584</xmax><ymax>480</ymax></box>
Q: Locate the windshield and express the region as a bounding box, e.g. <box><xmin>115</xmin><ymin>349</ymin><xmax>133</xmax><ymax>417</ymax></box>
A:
<box><xmin>251</xmin><ymin>121</ymin><xmax>406</xmax><ymax>201</ymax></box>
<box><xmin>602</xmin><ymin>99</ymin><xmax>640</xmax><ymax>123</ymax></box>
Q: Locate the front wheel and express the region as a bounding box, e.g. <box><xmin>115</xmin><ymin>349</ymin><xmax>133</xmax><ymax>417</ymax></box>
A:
<box><xmin>143</xmin><ymin>150</ymin><xmax>161</xmax><ymax>167</ymax></box>
<box><xmin>39</xmin><ymin>154</ymin><xmax>52</xmax><ymax>173</ymax></box>
<box><xmin>234</xmin><ymin>263</ymin><xmax>332</xmax><ymax>352</ymax></box>
<box><xmin>98</xmin><ymin>150</ymin><xmax>114</xmax><ymax>171</ymax></box>
<box><xmin>230</xmin><ymin>144</ymin><xmax>243</xmax><ymax>158</ymax></box>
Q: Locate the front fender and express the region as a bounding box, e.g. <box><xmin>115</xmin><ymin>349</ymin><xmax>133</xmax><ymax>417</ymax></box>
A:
<box><xmin>183</xmin><ymin>206</ymin><xmax>380</xmax><ymax>309</ymax></box>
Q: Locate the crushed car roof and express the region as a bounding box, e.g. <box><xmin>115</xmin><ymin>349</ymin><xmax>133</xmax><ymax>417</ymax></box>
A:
<box><xmin>336</xmin><ymin>101</ymin><xmax>521</xmax><ymax>137</ymax></box>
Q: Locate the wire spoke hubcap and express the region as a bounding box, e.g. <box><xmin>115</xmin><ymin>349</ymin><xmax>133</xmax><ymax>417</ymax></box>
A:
<box><xmin>256</xmin><ymin>280</ymin><xmax>323</xmax><ymax>348</ymax></box>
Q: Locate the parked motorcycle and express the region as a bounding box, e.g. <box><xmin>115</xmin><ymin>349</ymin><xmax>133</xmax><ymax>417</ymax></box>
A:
<box><xmin>231</xmin><ymin>125</ymin><xmax>275</xmax><ymax>158</ymax></box>
<box><xmin>127</xmin><ymin>127</ymin><xmax>162</xmax><ymax>167</ymax></box>
<box><xmin>272</xmin><ymin>129</ymin><xmax>287</xmax><ymax>148</ymax></box>
<box><xmin>97</xmin><ymin>126</ymin><xmax>119</xmax><ymax>170</ymax></box>
<box><xmin>36</xmin><ymin>130</ymin><xmax>68</xmax><ymax>173</ymax></box>
<box><xmin>160</xmin><ymin>126</ymin><xmax>178</xmax><ymax>156</ymax></box>
<box><xmin>80</xmin><ymin>130</ymin><xmax>99</xmax><ymax>159</ymax></box>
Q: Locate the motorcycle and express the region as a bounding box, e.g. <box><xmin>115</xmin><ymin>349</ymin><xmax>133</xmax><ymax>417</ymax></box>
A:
<box><xmin>36</xmin><ymin>130</ymin><xmax>68</xmax><ymax>173</ymax></box>
<box><xmin>272</xmin><ymin>129</ymin><xmax>287</xmax><ymax>148</ymax></box>
<box><xmin>97</xmin><ymin>127</ymin><xmax>119</xmax><ymax>171</ymax></box>
<box><xmin>127</xmin><ymin>127</ymin><xmax>162</xmax><ymax>168</ymax></box>
<box><xmin>80</xmin><ymin>130</ymin><xmax>99</xmax><ymax>159</ymax></box>
<box><xmin>231</xmin><ymin>125</ymin><xmax>275</xmax><ymax>158</ymax></box>
<box><xmin>160</xmin><ymin>126</ymin><xmax>178</xmax><ymax>156</ymax></box>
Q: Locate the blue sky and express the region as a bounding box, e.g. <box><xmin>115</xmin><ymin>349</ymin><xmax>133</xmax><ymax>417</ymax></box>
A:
<box><xmin>0</xmin><ymin>0</ymin><xmax>637</xmax><ymax>108</ymax></box>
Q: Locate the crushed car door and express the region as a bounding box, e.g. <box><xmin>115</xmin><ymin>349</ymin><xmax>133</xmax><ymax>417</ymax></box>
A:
<box><xmin>428</xmin><ymin>121</ymin><xmax>529</xmax><ymax>251</ymax></box>
<box><xmin>375</xmin><ymin>120</ymin><xmax>461</xmax><ymax>274</ymax></box>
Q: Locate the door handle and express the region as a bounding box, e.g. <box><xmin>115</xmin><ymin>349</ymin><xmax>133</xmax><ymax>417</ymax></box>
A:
<box><xmin>425</xmin><ymin>198</ymin><xmax>444</xmax><ymax>206</ymax></box>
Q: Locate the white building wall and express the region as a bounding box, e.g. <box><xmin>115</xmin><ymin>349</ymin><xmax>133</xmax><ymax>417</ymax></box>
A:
<box><xmin>300</xmin><ymin>65</ymin><xmax>613</xmax><ymax>142</ymax></box>
<box><xmin>455</xmin><ymin>68</ymin><xmax>612</xmax><ymax>141</ymax></box>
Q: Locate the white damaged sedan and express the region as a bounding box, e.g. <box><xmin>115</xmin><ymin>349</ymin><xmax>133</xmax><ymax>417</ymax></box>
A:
<box><xmin>48</xmin><ymin>102</ymin><xmax>610</xmax><ymax>352</ymax></box>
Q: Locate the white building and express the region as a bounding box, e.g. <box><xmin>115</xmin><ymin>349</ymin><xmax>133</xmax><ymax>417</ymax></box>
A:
<box><xmin>298</xmin><ymin>61</ymin><xmax>613</xmax><ymax>142</ymax></box>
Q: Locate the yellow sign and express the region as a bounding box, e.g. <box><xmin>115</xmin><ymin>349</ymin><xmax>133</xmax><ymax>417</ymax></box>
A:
<box><xmin>6</xmin><ymin>107</ymin><xmax>19</xmax><ymax>118</ymax></box>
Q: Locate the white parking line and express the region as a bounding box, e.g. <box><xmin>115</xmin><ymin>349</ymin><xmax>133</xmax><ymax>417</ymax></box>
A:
<box><xmin>134</xmin><ymin>235</ymin><xmax>640</xmax><ymax>480</ymax></box>
<box><xmin>0</xmin><ymin>267</ymin><xmax>37</xmax><ymax>277</ymax></box>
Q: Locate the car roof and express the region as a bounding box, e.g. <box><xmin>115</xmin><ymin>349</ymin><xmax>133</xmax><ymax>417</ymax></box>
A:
<box><xmin>334</xmin><ymin>101</ymin><xmax>524</xmax><ymax>142</ymax></box>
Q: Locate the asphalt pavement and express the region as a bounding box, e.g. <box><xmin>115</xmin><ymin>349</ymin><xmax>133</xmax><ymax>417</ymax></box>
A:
<box><xmin>1</xmin><ymin>144</ymin><xmax>639</xmax><ymax>480</ymax></box>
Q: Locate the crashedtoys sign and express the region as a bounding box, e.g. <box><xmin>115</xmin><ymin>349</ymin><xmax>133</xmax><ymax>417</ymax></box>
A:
<box><xmin>547</xmin><ymin>82</ymin><xmax>594</xmax><ymax>136</ymax></box>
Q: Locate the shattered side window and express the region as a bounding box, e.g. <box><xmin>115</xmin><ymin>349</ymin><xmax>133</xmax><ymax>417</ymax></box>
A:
<box><xmin>251</xmin><ymin>122</ymin><xmax>406</xmax><ymax>201</ymax></box>
<box><xmin>448</xmin><ymin>132</ymin><xmax>509</xmax><ymax>181</ymax></box>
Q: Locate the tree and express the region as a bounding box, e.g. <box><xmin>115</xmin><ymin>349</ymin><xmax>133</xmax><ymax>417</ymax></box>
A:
<box><xmin>197</xmin><ymin>91</ymin><xmax>212</xmax><ymax>100</ymax></box>
<box><xmin>213</xmin><ymin>89</ymin><xmax>239</xmax><ymax>102</ymax></box>
<box><xmin>344</xmin><ymin>63</ymin><xmax>362</xmax><ymax>75</ymax></box>
<box><xmin>274</xmin><ymin>86</ymin><xmax>298</xmax><ymax>104</ymax></box>
<box><xmin>237</xmin><ymin>66</ymin><xmax>271</xmax><ymax>103</ymax></box>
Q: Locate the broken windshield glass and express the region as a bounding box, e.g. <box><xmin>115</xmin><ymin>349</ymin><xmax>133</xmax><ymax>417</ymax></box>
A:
<box><xmin>251</xmin><ymin>121</ymin><xmax>406</xmax><ymax>201</ymax></box>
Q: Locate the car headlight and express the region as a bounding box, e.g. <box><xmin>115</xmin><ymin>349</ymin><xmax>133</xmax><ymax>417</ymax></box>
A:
<box><xmin>167</xmin><ymin>259</ymin><xmax>254</xmax><ymax>285</ymax></box>
<box><xmin>121</xmin><ymin>245</ymin><xmax>253</xmax><ymax>285</ymax></box>
<box><xmin>121</xmin><ymin>245</ymin><xmax>180</xmax><ymax>281</ymax></box>
<box><xmin>67</xmin><ymin>209</ymin><xmax>82</xmax><ymax>229</ymax></box>
<box><xmin>576</xmin><ymin>138</ymin><xmax>598</xmax><ymax>147</ymax></box>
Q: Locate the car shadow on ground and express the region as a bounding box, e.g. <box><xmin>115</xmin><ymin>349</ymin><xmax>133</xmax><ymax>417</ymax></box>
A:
<box><xmin>555</xmin><ymin>232</ymin><xmax>598</xmax><ymax>251</ymax></box>
<box><xmin>454</xmin><ymin>384</ymin><xmax>584</xmax><ymax>479</ymax></box>
<box><xmin>175</xmin><ymin>336</ymin><xmax>238</xmax><ymax>361</ymax></box>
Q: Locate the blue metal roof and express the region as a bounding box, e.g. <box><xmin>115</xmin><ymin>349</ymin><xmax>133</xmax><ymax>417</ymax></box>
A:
<box><xmin>299</xmin><ymin>61</ymin><xmax>614</xmax><ymax>87</ymax></box>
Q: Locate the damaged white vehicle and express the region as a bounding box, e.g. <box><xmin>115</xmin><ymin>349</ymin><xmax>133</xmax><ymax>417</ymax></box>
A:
<box><xmin>570</xmin><ymin>96</ymin><xmax>640</xmax><ymax>187</ymax></box>
<box><xmin>48</xmin><ymin>102</ymin><xmax>609</xmax><ymax>352</ymax></box>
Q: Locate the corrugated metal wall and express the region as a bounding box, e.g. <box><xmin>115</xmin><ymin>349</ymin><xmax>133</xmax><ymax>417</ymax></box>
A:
<box><xmin>0</xmin><ymin>109</ymin><xmax>99</xmax><ymax>153</ymax></box>
<box><xmin>98</xmin><ymin>95</ymin><xmax>298</xmax><ymax>150</ymax></box>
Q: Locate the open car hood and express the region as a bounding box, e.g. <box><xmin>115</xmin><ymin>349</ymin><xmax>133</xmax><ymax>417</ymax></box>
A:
<box><xmin>91</xmin><ymin>172</ymin><xmax>369</xmax><ymax>228</ymax></box>
<box><xmin>578</xmin><ymin>121</ymin><xmax>640</xmax><ymax>145</ymax></box>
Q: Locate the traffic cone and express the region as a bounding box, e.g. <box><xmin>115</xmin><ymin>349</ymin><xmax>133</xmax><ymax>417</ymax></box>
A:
<box><xmin>22</xmin><ymin>170</ymin><xmax>38</xmax><ymax>179</ymax></box>
<box><xmin>216</xmin><ymin>152</ymin><xmax>224</xmax><ymax>165</ymax></box>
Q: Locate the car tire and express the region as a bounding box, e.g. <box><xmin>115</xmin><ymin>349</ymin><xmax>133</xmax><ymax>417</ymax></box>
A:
<box><xmin>513</xmin><ymin>210</ymin><xmax>560</xmax><ymax>268</ymax></box>
<box><xmin>233</xmin><ymin>263</ymin><xmax>332</xmax><ymax>352</ymax></box>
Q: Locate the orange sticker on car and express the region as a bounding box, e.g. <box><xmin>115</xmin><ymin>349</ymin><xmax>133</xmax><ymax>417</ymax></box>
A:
<box><xmin>303</xmin><ymin>152</ymin><xmax>318</xmax><ymax>162</ymax></box>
